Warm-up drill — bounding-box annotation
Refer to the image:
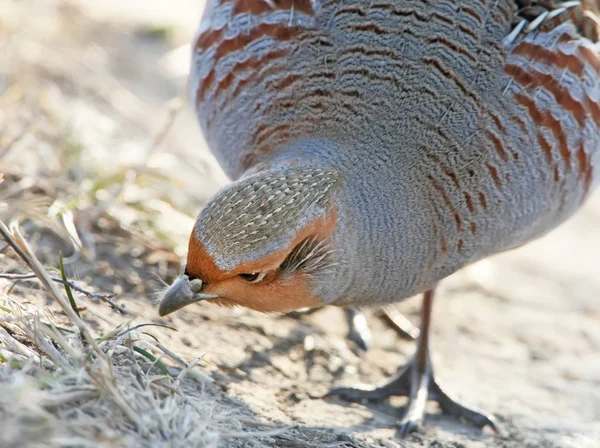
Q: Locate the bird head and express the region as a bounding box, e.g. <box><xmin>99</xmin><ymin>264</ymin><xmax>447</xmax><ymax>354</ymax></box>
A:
<box><xmin>158</xmin><ymin>166</ymin><xmax>343</xmax><ymax>316</ymax></box>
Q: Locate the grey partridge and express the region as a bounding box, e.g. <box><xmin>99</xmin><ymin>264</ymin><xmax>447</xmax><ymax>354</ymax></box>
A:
<box><xmin>159</xmin><ymin>0</ymin><xmax>600</xmax><ymax>435</ymax></box>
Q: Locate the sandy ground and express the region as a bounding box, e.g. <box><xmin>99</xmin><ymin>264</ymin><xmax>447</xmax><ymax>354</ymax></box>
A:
<box><xmin>2</xmin><ymin>1</ymin><xmax>599</xmax><ymax>447</ymax></box>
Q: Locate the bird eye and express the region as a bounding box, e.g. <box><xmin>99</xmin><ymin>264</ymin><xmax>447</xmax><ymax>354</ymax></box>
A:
<box><xmin>188</xmin><ymin>278</ymin><xmax>204</xmax><ymax>294</ymax></box>
<box><xmin>238</xmin><ymin>272</ymin><xmax>267</xmax><ymax>283</ymax></box>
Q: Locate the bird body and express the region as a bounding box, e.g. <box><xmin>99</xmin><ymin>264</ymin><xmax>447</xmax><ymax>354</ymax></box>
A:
<box><xmin>175</xmin><ymin>0</ymin><xmax>600</xmax><ymax>312</ymax></box>
<box><xmin>160</xmin><ymin>0</ymin><xmax>600</xmax><ymax>433</ymax></box>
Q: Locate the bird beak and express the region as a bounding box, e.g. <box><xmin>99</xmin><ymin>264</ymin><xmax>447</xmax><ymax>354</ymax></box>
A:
<box><xmin>158</xmin><ymin>276</ymin><xmax>219</xmax><ymax>317</ymax></box>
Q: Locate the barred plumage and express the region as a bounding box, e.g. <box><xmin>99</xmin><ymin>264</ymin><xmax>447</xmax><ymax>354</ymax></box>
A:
<box><xmin>190</xmin><ymin>0</ymin><xmax>599</xmax><ymax>296</ymax></box>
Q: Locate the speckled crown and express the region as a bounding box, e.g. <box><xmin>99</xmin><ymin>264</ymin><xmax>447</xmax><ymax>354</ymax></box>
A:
<box><xmin>195</xmin><ymin>166</ymin><xmax>340</xmax><ymax>269</ymax></box>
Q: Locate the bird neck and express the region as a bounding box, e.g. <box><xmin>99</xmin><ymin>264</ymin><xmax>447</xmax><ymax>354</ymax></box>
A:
<box><xmin>258</xmin><ymin>138</ymin><xmax>435</xmax><ymax>308</ymax></box>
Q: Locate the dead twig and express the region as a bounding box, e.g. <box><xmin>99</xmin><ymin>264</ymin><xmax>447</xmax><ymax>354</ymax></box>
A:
<box><xmin>0</xmin><ymin>272</ymin><xmax>127</xmax><ymax>314</ymax></box>
<box><xmin>0</xmin><ymin>220</ymin><xmax>104</xmax><ymax>356</ymax></box>
<box><xmin>116</xmin><ymin>322</ymin><xmax>176</xmax><ymax>338</ymax></box>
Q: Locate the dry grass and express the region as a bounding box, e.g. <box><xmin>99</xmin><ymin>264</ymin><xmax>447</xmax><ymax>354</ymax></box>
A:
<box><xmin>0</xmin><ymin>220</ymin><xmax>285</xmax><ymax>447</ymax></box>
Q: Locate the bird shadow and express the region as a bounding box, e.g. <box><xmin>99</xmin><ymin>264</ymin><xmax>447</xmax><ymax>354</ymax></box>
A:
<box><xmin>213</xmin><ymin>320</ymin><xmax>496</xmax><ymax>443</ymax></box>
<box><xmin>320</xmin><ymin>392</ymin><xmax>497</xmax><ymax>441</ymax></box>
<box><xmin>216</xmin><ymin>322</ymin><xmax>317</xmax><ymax>384</ymax></box>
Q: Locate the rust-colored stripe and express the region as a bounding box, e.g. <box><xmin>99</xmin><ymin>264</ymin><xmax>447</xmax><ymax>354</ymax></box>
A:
<box><xmin>579</xmin><ymin>45</ymin><xmax>600</xmax><ymax>73</ymax></box>
<box><xmin>464</xmin><ymin>192</ymin><xmax>475</xmax><ymax>213</ymax></box>
<box><xmin>389</xmin><ymin>6</ymin><xmax>429</xmax><ymax>23</ymax></box>
<box><xmin>584</xmin><ymin>95</ymin><xmax>600</xmax><ymax>124</ymax></box>
<box><xmin>240</xmin><ymin>152</ymin><xmax>259</xmax><ymax>171</ymax></box>
<box><xmin>506</xmin><ymin>63</ymin><xmax>586</xmax><ymax>128</ymax></box>
<box><xmin>428</xmin><ymin>175</ymin><xmax>464</xmax><ymax>231</ymax></box>
<box><xmin>440</xmin><ymin>233</ymin><xmax>449</xmax><ymax>254</ymax></box>
<box><xmin>262</xmin><ymin>86</ymin><xmax>335</xmax><ymax>116</ymax></box>
<box><xmin>496</xmin><ymin>0</ymin><xmax>514</xmax><ymax>23</ymax></box>
<box><xmin>462</xmin><ymin>5</ymin><xmax>483</xmax><ymax>24</ymax></box>
<box><xmin>197</xmin><ymin>70</ymin><xmax>217</xmax><ymax>104</ymax></box>
<box><xmin>536</xmin><ymin>133</ymin><xmax>553</xmax><ymax>164</ymax></box>
<box><xmin>267</xmin><ymin>73</ymin><xmax>302</xmax><ymax>90</ymax></box>
<box><xmin>432</xmin><ymin>12</ymin><xmax>454</xmax><ymax>26</ymax></box>
<box><xmin>335</xmin><ymin>6</ymin><xmax>367</xmax><ymax>17</ymax></box>
<box><xmin>253</xmin><ymin>122</ymin><xmax>290</xmax><ymax>146</ymax></box>
<box><xmin>348</xmin><ymin>22</ymin><xmax>391</xmax><ymax>35</ymax></box>
<box><xmin>423</xmin><ymin>56</ymin><xmax>480</xmax><ymax>103</ymax></box>
<box><xmin>196</xmin><ymin>28</ymin><xmax>225</xmax><ymax>52</ymax></box>
<box><xmin>514</xmin><ymin>92</ymin><xmax>572</xmax><ymax>172</ymax></box>
<box><xmin>370</xmin><ymin>3</ymin><xmax>393</xmax><ymax>11</ymax></box>
<box><xmin>228</xmin><ymin>0</ymin><xmax>315</xmax><ymax>16</ymax></box>
<box><xmin>366</xmin><ymin>3</ymin><xmax>454</xmax><ymax>26</ymax></box>
<box><xmin>512</xmin><ymin>41</ymin><xmax>585</xmax><ymax>77</ymax></box>
<box><xmin>197</xmin><ymin>1</ymin><xmax>315</xmax><ymax>51</ymax></box>
<box><xmin>198</xmin><ymin>48</ymin><xmax>289</xmax><ymax>104</ymax></box>
<box><xmin>577</xmin><ymin>142</ymin><xmax>594</xmax><ymax>200</ymax></box>
<box><xmin>487</xmin><ymin>164</ymin><xmax>503</xmax><ymax>190</ymax></box>
<box><xmin>231</xmin><ymin>60</ymin><xmax>288</xmax><ymax>99</ymax></box>
<box><xmin>489</xmin><ymin>110</ymin><xmax>506</xmax><ymax>134</ymax></box>
<box><xmin>478</xmin><ymin>192</ymin><xmax>488</xmax><ymax>210</ymax></box>
<box><xmin>215</xmin><ymin>72</ymin><xmax>236</xmax><ymax>98</ymax></box>
<box><xmin>426</xmin><ymin>153</ymin><xmax>460</xmax><ymax>189</ymax></box>
<box><xmin>213</xmin><ymin>23</ymin><xmax>302</xmax><ymax>64</ymax></box>
<box><xmin>458</xmin><ymin>24</ymin><xmax>478</xmax><ymax>40</ymax></box>
<box><xmin>486</xmin><ymin>130</ymin><xmax>509</xmax><ymax>162</ymax></box>
<box><xmin>426</xmin><ymin>35</ymin><xmax>478</xmax><ymax>63</ymax></box>
<box><xmin>510</xmin><ymin>114</ymin><xmax>528</xmax><ymax>134</ymax></box>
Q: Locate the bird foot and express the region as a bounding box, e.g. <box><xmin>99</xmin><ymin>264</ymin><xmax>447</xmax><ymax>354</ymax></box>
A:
<box><xmin>344</xmin><ymin>308</ymin><xmax>373</xmax><ymax>350</ymax></box>
<box><xmin>327</xmin><ymin>355</ymin><xmax>498</xmax><ymax>436</ymax></box>
<box><xmin>346</xmin><ymin>308</ymin><xmax>419</xmax><ymax>351</ymax></box>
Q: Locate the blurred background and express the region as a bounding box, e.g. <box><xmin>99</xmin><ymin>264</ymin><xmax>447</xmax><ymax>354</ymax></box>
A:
<box><xmin>2</xmin><ymin>0</ymin><xmax>227</xmax><ymax>258</ymax></box>
<box><xmin>1</xmin><ymin>1</ymin><xmax>599</xmax><ymax>447</ymax></box>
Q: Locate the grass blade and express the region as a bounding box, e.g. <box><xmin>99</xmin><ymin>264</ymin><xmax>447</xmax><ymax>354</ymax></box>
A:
<box><xmin>132</xmin><ymin>346</ymin><xmax>170</xmax><ymax>376</ymax></box>
<box><xmin>59</xmin><ymin>251</ymin><xmax>80</xmax><ymax>318</ymax></box>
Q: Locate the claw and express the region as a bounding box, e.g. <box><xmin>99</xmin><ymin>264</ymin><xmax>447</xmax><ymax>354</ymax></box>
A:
<box><xmin>327</xmin><ymin>354</ymin><xmax>497</xmax><ymax>436</ymax></box>
<box><xmin>327</xmin><ymin>288</ymin><xmax>498</xmax><ymax>437</ymax></box>
<box><xmin>434</xmin><ymin>381</ymin><xmax>499</xmax><ymax>433</ymax></box>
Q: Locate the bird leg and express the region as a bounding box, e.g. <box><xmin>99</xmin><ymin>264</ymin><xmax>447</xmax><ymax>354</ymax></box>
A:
<box><xmin>287</xmin><ymin>306</ymin><xmax>418</xmax><ymax>351</ymax></box>
<box><xmin>346</xmin><ymin>307</ymin><xmax>420</xmax><ymax>350</ymax></box>
<box><xmin>328</xmin><ymin>288</ymin><xmax>498</xmax><ymax>436</ymax></box>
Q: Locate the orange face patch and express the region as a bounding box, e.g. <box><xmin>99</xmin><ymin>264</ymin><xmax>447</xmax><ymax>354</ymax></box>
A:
<box><xmin>202</xmin><ymin>275</ymin><xmax>321</xmax><ymax>313</ymax></box>
<box><xmin>184</xmin><ymin>208</ymin><xmax>338</xmax><ymax>313</ymax></box>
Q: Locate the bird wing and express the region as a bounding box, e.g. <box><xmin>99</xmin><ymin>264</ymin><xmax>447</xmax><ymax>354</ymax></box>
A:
<box><xmin>190</xmin><ymin>1</ymin><xmax>324</xmax><ymax>178</ymax></box>
<box><xmin>190</xmin><ymin>1</ymin><xmax>600</xmax><ymax>197</ymax></box>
